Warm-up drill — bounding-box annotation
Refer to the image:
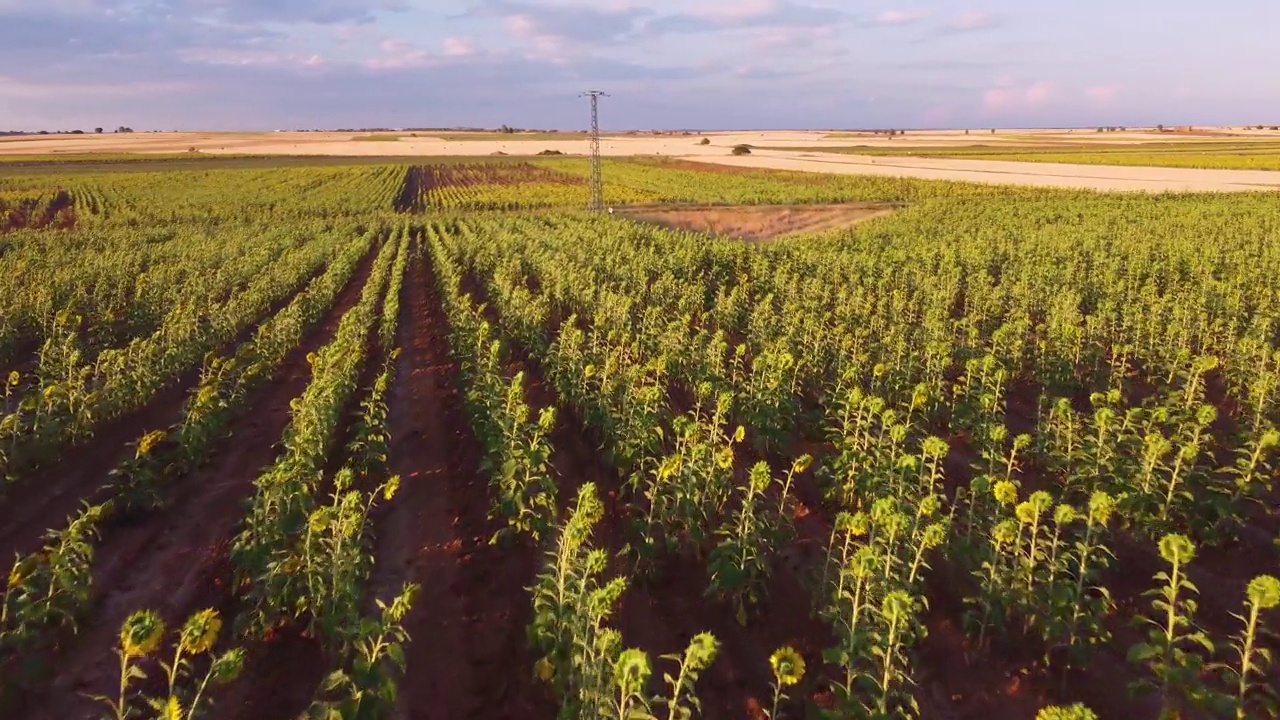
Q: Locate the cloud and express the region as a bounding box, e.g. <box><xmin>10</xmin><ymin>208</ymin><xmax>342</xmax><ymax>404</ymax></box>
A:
<box><xmin>982</xmin><ymin>80</ymin><xmax>1053</xmax><ymax>112</ymax></box>
<box><xmin>941</xmin><ymin>10</ymin><xmax>998</xmax><ymax>34</ymax></box>
<box><xmin>366</xmin><ymin>36</ymin><xmax>482</xmax><ymax>69</ymax></box>
<box><xmin>175</xmin><ymin>0</ymin><xmax>411</xmax><ymax>26</ymax></box>
<box><xmin>875</xmin><ymin>10</ymin><xmax>930</xmax><ymax>26</ymax></box>
<box><xmin>1086</xmin><ymin>84</ymin><xmax>1120</xmax><ymax>101</ymax></box>
<box><xmin>473</xmin><ymin>0</ymin><xmax>654</xmax><ymax>42</ymax></box>
<box><xmin>746</xmin><ymin>24</ymin><xmax>838</xmax><ymax>51</ymax></box>
<box><xmin>442</xmin><ymin>37</ymin><xmax>477</xmax><ymax>57</ymax></box>
<box><xmin>0</xmin><ymin>75</ymin><xmax>192</xmax><ymax>100</ymax></box>
<box><xmin>639</xmin><ymin>1</ymin><xmax>844</xmax><ymax>37</ymax></box>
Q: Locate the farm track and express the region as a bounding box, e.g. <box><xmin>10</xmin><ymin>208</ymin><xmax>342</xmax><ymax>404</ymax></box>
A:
<box><xmin>372</xmin><ymin>246</ymin><xmax>554</xmax><ymax>720</ymax></box>
<box><xmin>14</xmin><ymin>245</ymin><xmax>378</xmax><ymax>720</ymax></box>
<box><xmin>0</xmin><ymin>254</ymin><xmax>332</xmax><ymax>567</ymax></box>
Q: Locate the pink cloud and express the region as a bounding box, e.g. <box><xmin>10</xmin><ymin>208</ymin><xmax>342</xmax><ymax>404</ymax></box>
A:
<box><xmin>504</xmin><ymin>14</ymin><xmax>538</xmax><ymax>38</ymax></box>
<box><xmin>750</xmin><ymin>24</ymin><xmax>837</xmax><ymax>50</ymax></box>
<box><xmin>1025</xmin><ymin>81</ymin><xmax>1053</xmax><ymax>105</ymax></box>
<box><xmin>182</xmin><ymin>48</ymin><xmax>327</xmax><ymax>69</ymax></box>
<box><xmin>951</xmin><ymin>10</ymin><xmax>996</xmax><ymax>31</ymax></box>
<box><xmin>442</xmin><ymin>37</ymin><xmax>476</xmax><ymax>57</ymax></box>
<box><xmin>1086</xmin><ymin>84</ymin><xmax>1121</xmax><ymax>101</ymax></box>
<box><xmin>379</xmin><ymin>39</ymin><xmax>413</xmax><ymax>54</ymax></box>
<box><xmin>693</xmin><ymin>0</ymin><xmax>778</xmax><ymax>23</ymax></box>
<box><xmin>367</xmin><ymin>38</ymin><xmax>430</xmax><ymax>69</ymax></box>
<box><xmin>876</xmin><ymin>10</ymin><xmax>930</xmax><ymax>26</ymax></box>
<box><xmin>981</xmin><ymin>81</ymin><xmax>1055</xmax><ymax>113</ymax></box>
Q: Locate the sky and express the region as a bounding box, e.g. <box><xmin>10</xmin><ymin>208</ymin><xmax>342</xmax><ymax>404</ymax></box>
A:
<box><xmin>1</xmin><ymin>0</ymin><xmax>1277</xmax><ymax>131</ymax></box>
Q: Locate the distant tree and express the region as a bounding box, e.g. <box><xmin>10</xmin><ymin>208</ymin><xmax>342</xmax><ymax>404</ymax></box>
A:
<box><xmin>731</xmin><ymin>144</ymin><xmax>752</xmax><ymax>155</ymax></box>
<box><xmin>964</xmin><ymin>129</ymin><xmax>970</xmax><ymax>135</ymax></box>
<box><xmin>698</xmin><ymin>137</ymin><xmax>710</xmax><ymax>145</ymax></box>
<box><xmin>990</xmin><ymin>128</ymin><xmax>996</xmax><ymax>134</ymax></box>
<box><xmin>94</xmin><ymin>127</ymin><xmax>104</xmax><ymax>134</ymax></box>
<box><xmin>115</xmin><ymin>126</ymin><xmax>134</xmax><ymax>133</ymax></box>
<box><xmin>71</xmin><ymin>129</ymin><xmax>84</xmax><ymax>134</ymax></box>
<box><xmin>1157</xmin><ymin>124</ymin><xmax>1165</xmax><ymax>132</ymax></box>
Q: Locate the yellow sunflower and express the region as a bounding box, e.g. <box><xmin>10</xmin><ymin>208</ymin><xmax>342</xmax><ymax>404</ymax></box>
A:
<box><xmin>769</xmin><ymin>646</ymin><xmax>805</xmax><ymax>687</ymax></box>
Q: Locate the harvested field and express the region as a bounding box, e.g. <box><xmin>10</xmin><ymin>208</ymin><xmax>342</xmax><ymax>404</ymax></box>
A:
<box><xmin>685</xmin><ymin>150</ymin><xmax>1280</xmax><ymax>192</ymax></box>
<box><xmin>6</xmin><ymin>128</ymin><xmax>1280</xmax><ymax>192</ymax></box>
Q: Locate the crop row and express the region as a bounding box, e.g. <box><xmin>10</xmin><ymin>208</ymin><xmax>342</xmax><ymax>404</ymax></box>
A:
<box><xmin>426</xmin><ymin>204</ymin><xmax>1280</xmax><ymax>718</ymax></box>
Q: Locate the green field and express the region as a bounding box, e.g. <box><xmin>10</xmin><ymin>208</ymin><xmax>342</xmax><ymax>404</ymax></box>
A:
<box><xmin>1</xmin><ymin>157</ymin><xmax>1278</xmax><ymax>720</ymax></box>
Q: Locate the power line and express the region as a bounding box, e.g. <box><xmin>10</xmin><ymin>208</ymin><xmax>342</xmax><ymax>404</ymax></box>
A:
<box><xmin>579</xmin><ymin>90</ymin><xmax>608</xmax><ymax>212</ymax></box>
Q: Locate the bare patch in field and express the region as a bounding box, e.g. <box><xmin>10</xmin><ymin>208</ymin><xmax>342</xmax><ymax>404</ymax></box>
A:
<box><xmin>620</xmin><ymin>202</ymin><xmax>896</xmax><ymax>240</ymax></box>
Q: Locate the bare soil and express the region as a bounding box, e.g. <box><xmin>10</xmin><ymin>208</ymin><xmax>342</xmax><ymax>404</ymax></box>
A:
<box><xmin>620</xmin><ymin>203</ymin><xmax>897</xmax><ymax>241</ymax></box>
<box><xmin>370</xmin><ymin>245</ymin><xmax>554</xmax><ymax>720</ymax></box>
<box><xmin>0</xmin><ymin>254</ymin><xmax>330</xmax><ymax>568</ymax></box>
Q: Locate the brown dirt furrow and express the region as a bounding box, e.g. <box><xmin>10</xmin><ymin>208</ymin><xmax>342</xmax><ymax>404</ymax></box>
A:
<box><xmin>0</xmin><ymin>369</ymin><xmax>197</xmax><ymax>565</ymax></box>
<box><xmin>377</xmin><ymin>245</ymin><xmax>553</xmax><ymax>720</ymax></box>
<box><xmin>0</xmin><ymin>255</ymin><xmax>331</xmax><ymax>567</ymax></box>
<box><xmin>13</xmin><ymin>246</ymin><xmax>377</xmax><ymax>720</ymax></box>
<box><xmin>213</xmin><ymin>242</ymin><xmax>393</xmax><ymax>720</ymax></box>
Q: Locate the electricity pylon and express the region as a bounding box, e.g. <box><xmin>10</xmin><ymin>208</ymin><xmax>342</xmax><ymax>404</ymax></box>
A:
<box><xmin>579</xmin><ymin>90</ymin><xmax>608</xmax><ymax>211</ymax></box>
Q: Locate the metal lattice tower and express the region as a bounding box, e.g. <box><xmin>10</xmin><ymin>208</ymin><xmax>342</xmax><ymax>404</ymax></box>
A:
<box><xmin>580</xmin><ymin>90</ymin><xmax>608</xmax><ymax>211</ymax></box>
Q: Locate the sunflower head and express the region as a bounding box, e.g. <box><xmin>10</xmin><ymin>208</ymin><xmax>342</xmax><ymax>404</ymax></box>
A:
<box><xmin>120</xmin><ymin>610</ymin><xmax>166</xmax><ymax>658</ymax></box>
<box><xmin>1246</xmin><ymin>575</ymin><xmax>1280</xmax><ymax>610</ymax></box>
<box><xmin>769</xmin><ymin>646</ymin><xmax>806</xmax><ymax>687</ymax></box>
<box><xmin>1014</xmin><ymin>500</ymin><xmax>1039</xmax><ymax>525</ymax></box>
<box><xmin>991</xmin><ymin>519</ymin><xmax>1018</xmax><ymax>548</ymax></box>
<box><xmin>7</xmin><ymin>554</ymin><xmax>40</xmax><ymax>588</ymax></box>
<box><xmin>613</xmin><ymin>648</ymin><xmax>652</xmax><ymax>689</ymax></box>
<box><xmin>1087</xmin><ymin>491</ymin><xmax>1115</xmax><ymax>526</ymax></box>
<box><xmin>209</xmin><ymin>648</ymin><xmax>245</xmax><ymax>685</ymax></box>
<box><xmin>1158</xmin><ymin>533</ymin><xmax>1195</xmax><ymax>565</ymax></box>
<box><xmin>1053</xmin><ymin>504</ymin><xmax>1078</xmax><ymax>527</ymax></box>
<box><xmin>993</xmin><ymin>480</ymin><xmax>1018</xmax><ymax>506</ymax></box>
<box><xmin>684</xmin><ymin>632</ymin><xmax>720</xmax><ymax>670</ymax></box>
<box><xmin>882</xmin><ymin>590</ymin><xmax>915</xmax><ymax>621</ymax></box>
<box><xmin>921</xmin><ymin>523</ymin><xmax>947</xmax><ymax>549</ymax></box>
<box><xmin>179</xmin><ymin>609</ymin><xmax>222</xmax><ymax>655</ymax></box>
<box><xmin>161</xmin><ymin>695</ymin><xmax>183</xmax><ymax>720</ymax></box>
<box><xmin>534</xmin><ymin>656</ymin><xmax>556</xmax><ymax>683</ymax></box>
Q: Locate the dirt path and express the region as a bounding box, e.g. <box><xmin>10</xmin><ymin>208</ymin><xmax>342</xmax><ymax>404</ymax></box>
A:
<box><xmin>686</xmin><ymin>151</ymin><xmax>1280</xmax><ymax>193</ymax></box>
<box><xmin>15</xmin><ymin>250</ymin><xmax>376</xmax><ymax>720</ymax></box>
<box><xmin>371</xmin><ymin>246</ymin><xmax>553</xmax><ymax>720</ymax></box>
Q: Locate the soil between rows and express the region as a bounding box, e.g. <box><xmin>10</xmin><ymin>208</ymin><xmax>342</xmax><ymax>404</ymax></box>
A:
<box><xmin>453</xmin><ymin>261</ymin><xmax>845</xmax><ymax>720</ymax></box>
<box><xmin>10</xmin><ymin>244</ymin><xmax>378</xmax><ymax>720</ymax></box>
<box><xmin>370</xmin><ymin>243</ymin><xmax>554</xmax><ymax>720</ymax></box>
<box><xmin>0</xmin><ymin>252</ymin><xmax>332</xmax><ymax>567</ymax></box>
